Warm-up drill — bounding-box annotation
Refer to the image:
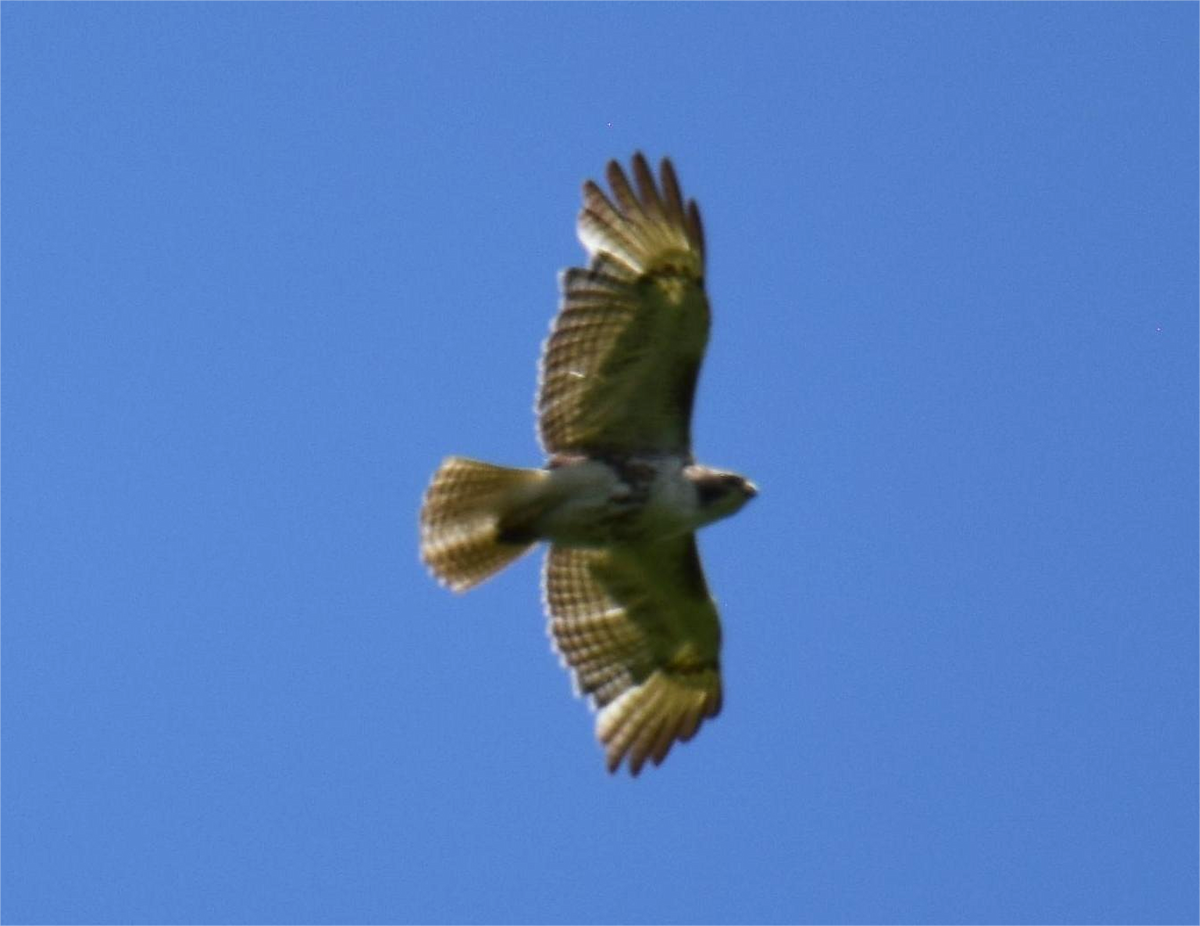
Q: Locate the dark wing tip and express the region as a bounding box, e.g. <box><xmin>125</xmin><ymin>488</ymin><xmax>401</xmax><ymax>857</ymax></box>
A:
<box><xmin>686</xmin><ymin>199</ymin><xmax>706</xmax><ymax>263</ymax></box>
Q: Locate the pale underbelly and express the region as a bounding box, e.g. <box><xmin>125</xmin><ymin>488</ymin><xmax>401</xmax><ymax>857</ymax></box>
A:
<box><xmin>531</xmin><ymin>460</ymin><xmax>697</xmax><ymax>547</ymax></box>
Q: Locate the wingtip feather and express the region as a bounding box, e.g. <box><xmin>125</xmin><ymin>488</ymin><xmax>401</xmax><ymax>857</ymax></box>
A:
<box><xmin>575</xmin><ymin>153</ymin><xmax>704</xmax><ymax>278</ymax></box>
<box><xmin>595</xmin><ymin>667</ymin><xmax>722</xmax><ymax>776</ymax></box>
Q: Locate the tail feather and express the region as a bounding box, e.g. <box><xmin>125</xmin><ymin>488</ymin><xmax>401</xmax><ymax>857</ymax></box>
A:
<box><xmin>420</xmin><ymin>457</ymin><xmax>547</xmax><ymax>592</ymax></box>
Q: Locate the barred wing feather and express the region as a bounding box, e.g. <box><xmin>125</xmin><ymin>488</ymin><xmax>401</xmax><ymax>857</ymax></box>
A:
<box><xmin>537</xmin><ymin>154</ymin><xmax>710</xmax><ymax>456</ymax></box>
<box><xmin>542</xmin><ymin>535</ymin><xmax>723</xmax><ymax>775</ymax></box>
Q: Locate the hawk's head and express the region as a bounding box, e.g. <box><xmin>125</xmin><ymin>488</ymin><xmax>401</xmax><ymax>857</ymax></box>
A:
<box><xmin>686</xmin><ymin>465</ymin><xmax>758</xmax><ymax>527</ymax></box>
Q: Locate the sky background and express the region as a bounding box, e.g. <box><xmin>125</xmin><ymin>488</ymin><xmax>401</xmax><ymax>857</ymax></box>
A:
<box><xmin>3</xmin><ymin>4</ymin><xmax>1197</xmax><ymax>924</ymax></box>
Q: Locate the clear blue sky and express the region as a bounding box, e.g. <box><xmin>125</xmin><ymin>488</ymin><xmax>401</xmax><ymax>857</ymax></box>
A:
<box><xmin>4</xmin><ymin>4</ymin><xmax>1196</xmax><ymax>924</ymax></box>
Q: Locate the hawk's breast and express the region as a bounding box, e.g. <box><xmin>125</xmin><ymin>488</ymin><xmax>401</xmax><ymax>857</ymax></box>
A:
<box><xmin>533</xmin><ymin>455</ymin><xmax>698</xmax><ymax>547</ymax></box>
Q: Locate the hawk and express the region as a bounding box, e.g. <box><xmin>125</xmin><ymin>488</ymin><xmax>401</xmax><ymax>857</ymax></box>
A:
<box><xmin>420</xmin><ymin>153</ymin><xmax>756</xmax><ymax>775</ymax></box>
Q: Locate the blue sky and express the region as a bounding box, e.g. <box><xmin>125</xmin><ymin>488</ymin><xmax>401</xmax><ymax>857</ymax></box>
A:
<box><xmin>3</xmin><ymin>4</ymin><xmax>1196</xmax><ymax>924</ymax></box>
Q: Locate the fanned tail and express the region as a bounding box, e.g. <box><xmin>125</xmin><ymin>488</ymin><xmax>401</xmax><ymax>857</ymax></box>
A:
<box><xmin>419</xmin><ymin>457</ymin><xmax>547</xmax><ymax>592</ymax></box>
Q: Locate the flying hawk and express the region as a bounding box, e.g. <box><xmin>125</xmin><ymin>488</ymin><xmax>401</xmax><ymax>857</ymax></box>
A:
<box><xmin>420</xmin><ymin>153</ymin><xmax>756</xmax><ymax>775</ymax></box>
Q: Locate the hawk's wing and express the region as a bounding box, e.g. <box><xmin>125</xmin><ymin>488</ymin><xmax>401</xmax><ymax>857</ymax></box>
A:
<box><xmin>537</xmin><ymin>154</ymin><xmax>709</xmax><ymax>456</ymax></box>
<box><xmin>543</xmin><ymin>534</ymin><xmax>722</xmax><ymax>774</ymax></box>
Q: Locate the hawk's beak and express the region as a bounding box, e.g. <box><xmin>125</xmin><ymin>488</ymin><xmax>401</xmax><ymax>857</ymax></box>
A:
<box><xmin>744</xmin><ymin>480</ymin><xmax>758</xmax><ymax>499</ymax></box>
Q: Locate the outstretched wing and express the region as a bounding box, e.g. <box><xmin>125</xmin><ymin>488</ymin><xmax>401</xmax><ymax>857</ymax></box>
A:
<box><xmin>537</xmin><ymin>153</ymin><xmax>709</xmax><ymax>456</ymax></box>
<box><xmin>542</xmin><ymin>534</ymin><xmax>723</xmax><ymax>775</ymax></box>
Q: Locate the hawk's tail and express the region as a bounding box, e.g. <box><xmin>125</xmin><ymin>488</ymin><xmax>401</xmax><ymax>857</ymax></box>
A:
<box><xmin>420</xmin><ymin>457</ymin><xmax>548</xmax><ymax>593</ymax></box>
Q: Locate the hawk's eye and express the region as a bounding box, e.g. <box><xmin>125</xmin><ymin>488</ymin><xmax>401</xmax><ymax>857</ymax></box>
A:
<box><xmin>696</xmin><ymin>477</ymin><xmax>730</xmax><ymax>507</ymax></box>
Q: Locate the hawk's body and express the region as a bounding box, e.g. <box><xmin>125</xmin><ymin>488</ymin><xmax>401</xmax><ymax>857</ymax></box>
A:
<box><xmin>420</xmin><ymin>154</ymin><xmax>755</xmax><ymax>774</ymax></box>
